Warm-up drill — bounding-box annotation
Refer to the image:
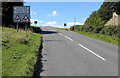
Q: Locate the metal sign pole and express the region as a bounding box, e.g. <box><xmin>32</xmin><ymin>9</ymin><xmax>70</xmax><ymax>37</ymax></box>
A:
<box><xmin>25</xmin><ymin>23</ymin><xmax>27</xmax><ymax>33</ymax></box>
<box><xmin>16</xmin><ymin>23</ymin><xmax>18</xmax><ymax>32</ymax></box>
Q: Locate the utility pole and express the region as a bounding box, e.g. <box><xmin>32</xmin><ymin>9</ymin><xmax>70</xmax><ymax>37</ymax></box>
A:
<box><xmin>74</xmin><ymin>17</ymin><xmax>76</xmax><ymax>26</ymax></box>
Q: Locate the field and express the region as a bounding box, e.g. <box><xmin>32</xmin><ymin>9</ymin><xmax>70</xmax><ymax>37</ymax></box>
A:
<box><xmin>1</xmin><ymin>27</ymin><xmax>42</xmax><ymax>76</ymax></box>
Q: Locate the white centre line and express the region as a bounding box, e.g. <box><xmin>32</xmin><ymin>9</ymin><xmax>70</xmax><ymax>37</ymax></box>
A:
<box><xmin>78</xmin><ymin>44</ymin><xmax>106</xmax><ymax>61</ymax></box>
<box><xmin>51</xmin><ymin>30</ymin><xmax>56</xmax><ymax>31</ymax></box>
<box><xmin>59</xmin><ymin>33</ymin><xmax>63</xmax><ymax>35</ymax></box>
<box><xmin>65</xmin><ymin>36</ymin><xmax>73</xmax><ymax>42</ymax></box>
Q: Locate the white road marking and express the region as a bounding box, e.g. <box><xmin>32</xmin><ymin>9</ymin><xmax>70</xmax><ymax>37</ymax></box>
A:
<box><xmin>58</xmin><ymin>33</ymin><xmax>105</xmax><ymax>61</ymax></box>
<box><xmin>59</xmin><ymin>33</ymin><xmax>63</xmax><ymax>35</ymax></box>
<box><xmin>65</xmin><ymin>36</ymin><xmax>73</xmax><ymax>42</ymax></box>
<box><xmin>78</xmin><ymin>44</ymin><xmax>106</xmax><ymax>61</ymax></box>
<box><xmin>51</xmin><ymin>30</ymin><xmax>56</xmax><ymax>31</ymax></box>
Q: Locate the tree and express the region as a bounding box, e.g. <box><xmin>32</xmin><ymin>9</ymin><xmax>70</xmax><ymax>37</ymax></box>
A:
<box><xmin>2</xmin><ymin>2</ymin><xmax>24</xmax><ymax>27</ymax></box>
<box><xmin>84</xmin><ymin>2</ymin><xmax>120</xmax><ymax>27</ymax></box>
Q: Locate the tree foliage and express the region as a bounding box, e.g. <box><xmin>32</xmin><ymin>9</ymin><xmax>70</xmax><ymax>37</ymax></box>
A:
<box><xmin>85</xmin><ymin>2</ymin><xmax>120</xmax><ymax>27</ymax></box>
<box><xmin>70</xmin><ymin>2</ymin><xmax>120</xmax><ymax>37</ymax></box>
<box><xmin>2</xmin><ymin>2</ymin><xmax>25</xmax><ymax>28</ymax></box>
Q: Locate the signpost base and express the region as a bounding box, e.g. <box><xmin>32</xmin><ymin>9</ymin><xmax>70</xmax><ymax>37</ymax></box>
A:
<box><xmin>25</xmin><ymin>23</ymin><xmax>27</xmax><ymax>33</ymax></box>
<box><xmin>16</xmin><ymin>23</ymin><xmax>18</xmax><ymax>32</ymax></box>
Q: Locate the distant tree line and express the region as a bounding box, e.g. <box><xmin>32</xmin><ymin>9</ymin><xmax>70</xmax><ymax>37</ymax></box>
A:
<box><xmin>70</xmin><ymin>2</ymin><xmax>120</xmax><ymax>38</ymax></box>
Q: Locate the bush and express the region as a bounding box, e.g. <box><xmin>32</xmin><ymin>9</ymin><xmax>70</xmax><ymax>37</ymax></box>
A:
<box><xmin>100</xmin><ymin>26</ymin><xmax>119</xmax><ymax>37</ymax></box>
<box><xmin>30</xmin><ymin>26</ymin><xmax>42</xmax><ymax>33</ymax></box>
<box><xmin>71</xmin><ymin>25</ymin><xmax>119</xmax><ymax>38</ymax></box>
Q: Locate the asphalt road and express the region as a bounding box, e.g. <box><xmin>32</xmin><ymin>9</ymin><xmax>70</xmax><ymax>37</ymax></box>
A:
<box><xmin>40</xmin><ymin>27</ymin><xmax>118</xmax><ymax>76</ymax></box>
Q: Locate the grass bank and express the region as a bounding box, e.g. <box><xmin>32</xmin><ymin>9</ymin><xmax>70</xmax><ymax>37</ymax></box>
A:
<box><xmin>74</xmin><ymin>30</ymin><xmax>119</xmax><ymax>46</ymax></box>
<box><xmin>1</xmin><ymin>27</ymin><xmax>42</xmax><ymax>76</ymax></box>
<box><xmin>0</xmin><ymin>27</ymin><xmax>2</xmax><ymax>78</ymax></box>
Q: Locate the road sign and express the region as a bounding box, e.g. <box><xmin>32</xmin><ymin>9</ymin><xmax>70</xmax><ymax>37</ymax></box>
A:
<box><xmin>13</xmin><ymin>6</ymin><xmax>30</xmax><ymax>23</ymax></box>
<box><xmin>14</xmin><ymin>15</ymin><xmax>21</xmax><ymax>22</ymax></box>
<box><xmin>64</xmin><ymin>23</ymin><xmax>67</xmax><ymax>26</ymax></box>
<box><xmin>22</xmin><ymin>15</ymin><xmax>30</xmax><ymax>22</ymax></box>
<box><xmin>34</xmin><ymin>21</ymin><xmax>37</xmax><ymax>24</ymax></box>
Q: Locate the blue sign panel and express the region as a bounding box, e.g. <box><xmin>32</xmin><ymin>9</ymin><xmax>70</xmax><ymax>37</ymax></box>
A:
<box><xmin>13</xmin><ymin>6</ymin><xmax>30</xmax><ymax>23</ymax></box>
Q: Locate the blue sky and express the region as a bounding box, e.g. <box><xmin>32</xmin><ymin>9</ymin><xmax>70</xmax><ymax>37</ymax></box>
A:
<box><xmin>25</xmin><ymin>2</ymin><xmax>103</xmax><ymax>28</ymax></box>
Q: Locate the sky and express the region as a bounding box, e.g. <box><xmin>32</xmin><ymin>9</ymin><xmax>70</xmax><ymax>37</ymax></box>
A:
<box><xmin>25</xmin><ymin>2</ymin><xmax>103</xmax><ymax>28</ymax></box>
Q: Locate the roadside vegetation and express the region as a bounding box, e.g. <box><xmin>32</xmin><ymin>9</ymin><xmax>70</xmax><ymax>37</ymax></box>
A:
<box><xmin>0</xmin><ymin>28</ymin><xmax>1</xmax><ymax>78</ymax></box>
<box><xmin>56</xmin><ymin>26</ymin><xmax>119</xmax><ymax>46</ymax></box>
<box><xmin>2</xmin><ymin>27</ymin><xmax>42</xmax><ymax>76</ymax></box>
<box><xmin>73</xmin><ymin>30</ymin><xmax>119</xmax><ymax>46</ymax></box>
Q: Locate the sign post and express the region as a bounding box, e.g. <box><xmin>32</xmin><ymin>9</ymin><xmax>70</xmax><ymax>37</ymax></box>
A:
<box><xmin>25</xmin><ymin>23</ymin><xmax>27</xmax><ymax>33</ymax></box>
<box><xmin>17</xmin><ymin>23</ymin><xmax>18</xmax><ymax>32</ymax></box>
<box><xmin>64</xmin><ymin>23</ymin><xmax>67</xmax><ymax>29</ymax></box>
<box><xmin>34</xmin><ymin>21</ymin><xmax>38</xmax><ymax>26</ymax></box>
<box><xmin>13</xmin><ymin>6</ymin><xmax>30</xmax><ymax>32</ymax></box>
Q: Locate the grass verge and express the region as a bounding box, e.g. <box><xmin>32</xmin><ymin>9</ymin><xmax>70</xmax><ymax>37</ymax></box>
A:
<box><xmin>74</xmin><ymin>30</ymin><xmax>119</xmax><ymax>46</ymax></box>
<box><xmin>0</xmin><ymin>27</ymin><xmax>2</xmax><ymax>78</ymax></box>
<box><xmin>1</xmin><ymin>27</ymin><xmax>42</xmax><ymax>76</ymax></box>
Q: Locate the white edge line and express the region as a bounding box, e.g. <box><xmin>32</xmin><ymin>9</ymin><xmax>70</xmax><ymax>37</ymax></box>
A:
<box><xmin>65</xmin><ymin>36</ymin><xmax>73</xmax><ymax>42</ymax></box>
<box><xmin>78</xmin><ymin>44</ymin><xmax>106</xmax><ymax>61</ymax></box>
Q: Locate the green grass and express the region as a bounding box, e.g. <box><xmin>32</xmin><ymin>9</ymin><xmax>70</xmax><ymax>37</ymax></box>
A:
<box><xmin>74</xmin><ymin>30</ymin><xmax>119</xmax><ymax>46</ymax></box>
<box><xmin>0</xmin><ymin>27</ymin><xmax>2</xmax><ymax>78</ymax></box>
<box><xmin>1</xmin><ymin>27</ymin><xmax>42</xmax><ymax>76</ymax></box>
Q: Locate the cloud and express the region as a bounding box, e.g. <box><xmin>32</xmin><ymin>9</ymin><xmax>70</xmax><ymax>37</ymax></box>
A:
<box><xmin>48</xmin><ymin>11</ymin><xmax>58</xmax><ymax>16</ymax></box>
<box><xmin>57</xmin><ymin>26</ymin><xmax>63</xmax><ymax>28</ymax></box>
<box><xmin>42</xmin><ymin>21</ymin><xmax>57</xmax><ymax>26</ymax></box>
<box><xmin>67</xmin><ymin>22</ymin><xmax>82</xmax><ymax>26</ymax></box>
<box><xmin>83</xmin><ymin>18</ymin><xmax>87</xmax><ymax>22</ymax></box>
<box><xmin>79</xmin><ymin>17</ymin><xmax>87</xmax><ymax>25</ymax></box>
<box><xmin>31</xmin><ymin>11</ymin><xmax>36</xmax><ymax>15</ymax></box>
<box><xmin>30</xmin><ymin>19</ymin><xmax>42</xmax><ymax>24</ymax></box>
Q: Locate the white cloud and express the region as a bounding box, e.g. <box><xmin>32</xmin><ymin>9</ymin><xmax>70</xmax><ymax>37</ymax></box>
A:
<box><xmin>42</xmin><ymin>21</ymin><xmax>57</xmax><ymax>26</ymax></box>
<box><xmin>48</xmin><ymin>11</ymin><xmax>58</xmax><ymax>16</ymax></box>
<box><xmin>83</xmin><ymin>18</ymin><xmax>87</xmax><ymax>22</ymax></box>
<box><xmin>79</xmin><ymin>17</ymin><xmax>87</xmax><ymax>25</ymax></box>
<box><xmin>31</xmin><ymin>11</ymin><xmax>36</xmax><ymax>15</ymax></box>
<box><xmin>57</xmin><ymin>26</ymin><xmax>63</xmax><ymax>28</ymax></box>
<box><xmin>67</xmin><ymin>22</ymin><xmax>82</xmax><ymax>26</ymax></box>
<box><xmin>30</xmin><ymin>19</ymin><xmax>42</xmax><ymax>24</ymax></box>
<box><xmin>42</xmin><ymin>21</ymin><xmax>64</xmax><ymax>28</ymax></box>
